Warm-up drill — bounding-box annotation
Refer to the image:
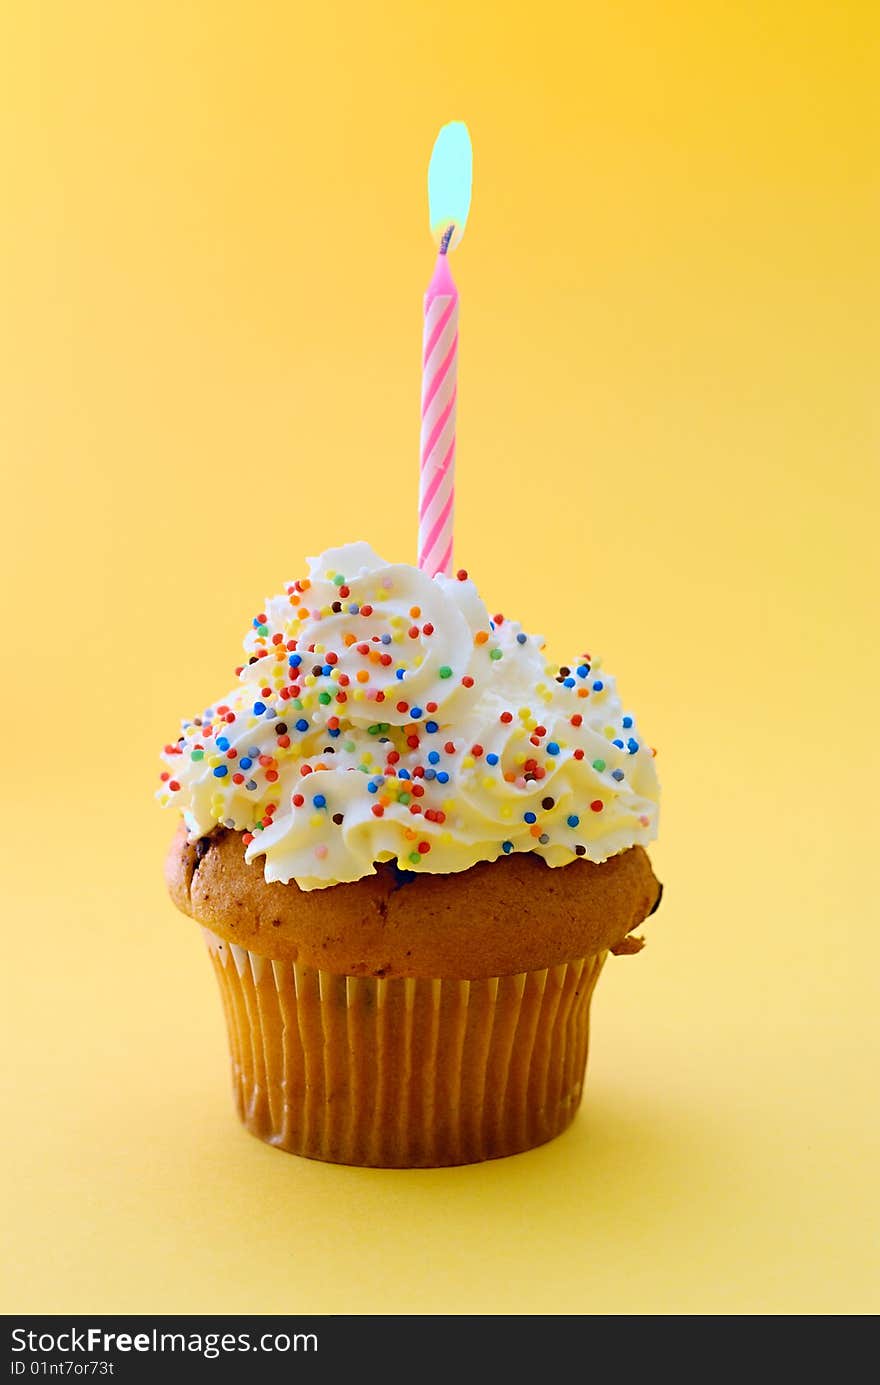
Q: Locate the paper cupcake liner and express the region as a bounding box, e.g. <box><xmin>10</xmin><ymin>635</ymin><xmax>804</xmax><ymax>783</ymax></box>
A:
<box><xmin>203</xmin><ymin>929</ymin><xmax>606</xmax><ymax>1167</ymax></box>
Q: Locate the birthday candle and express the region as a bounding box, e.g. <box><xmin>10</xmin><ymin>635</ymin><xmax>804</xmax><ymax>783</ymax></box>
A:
<box><xmin>418</xmin><ymin>122</ymin><xmax>472</xmax><ymax>577</ymax></box>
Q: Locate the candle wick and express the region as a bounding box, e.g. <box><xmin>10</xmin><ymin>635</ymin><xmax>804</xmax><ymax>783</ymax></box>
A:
<box><xmin>439</xmin><ymin>224</ymin><xmax>455</xmax><ymax>255</ymax></box>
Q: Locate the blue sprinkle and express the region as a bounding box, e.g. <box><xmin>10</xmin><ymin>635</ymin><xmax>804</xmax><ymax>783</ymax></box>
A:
<box><xmin>264</xmin><ymin>707</ymin><xmax>276</xmax><ymax>719</ymax></box>
<box><xmin>328</xmin><ymin>727</ymin><xmax>340</xmax><ymax>738</ymax></box>
<box><xmin>546</xmin><ymin>742</ymin><xmax>560</xmax><ymax>756</ymax></box>
<box><xmin>288</xmin><ymin>654</ymin><xmax>302</xmax><ymax>668</ymax></box>
<box><xmin>239</xmin><ymin>757</ymin><xmax>252</xmax><ymax>770</ymax></box>
<box><xmin>216</xmin><ymin>736</ymin><xmax>230</xmax><ymax>751</ymax></box>
<box><xmin>627</xmin><ymin>737</ymin><xmax>639</xmax><ymax>754</ymax></box>
<box><xmin>245</xmin><ymin>779</ymin><xmax>257</xmax><ymax>791</ymax></box>
<box><xmin>322</xmin><ymin>664</ymin><xmax>333</xmax><ymax>676</ymax></box>
<box><xmin>612</xmin><ymin>769</ymin><xmax>625</xmax><ymax>782</ymax></box>
<box><xmin>577</xmin><ymin>664</ymin><xmax>590</xmax><ymax>678</ymax></box>
<box><xmin>367</xmin><ymin>780</ymin><xmax>379</xmax><ymax>793</ymax></box>
<box><xmin>502</xmin><ymin>840</ymin><xmax>514</xmax><ymax>853</ymax></box>
<box><xmin>213</xmin><ymin>766</ymin><xmax>228</xmax><ymax>778</ymax></box>
<box><xmin>398</xmin><ymin>768</ymin><xmax>411</xmax><ymax>780</ymax></box>
<box><xmin>592</xmin><ymin>680</ymin><xmax>604</xmax><ymax>692</ymax></box>
<box><xmin>425</xmin><ymin>720</ymin><xmax>439</xmax><ymax>733</ymax></box>
<box><xmin>381</xmin><ymin>633</ymin><xmax>392</xmax><ymax>645</ymax></box>
<box><xmin>312</xmin><ymin>794</ymin><xmax>326</xmax><ymax>808</ymax></box>
<box><xmin>427</xmin><ymin>750</ymin><xmax>440</xmax><ymax>765</ymax></box>
<box><xmin>424</xmin><ymin>768</ymin><xmax>437</xmax><ymax>781</ymax></box>
<box><xmin>251</xmin><ymin>618</ymin><xmax>261</xmax><ymax>628</ymax></box>
<box><xmin>567</xmin><ymin>814</ymin><xmax>580</xmax><ymax>827</ymax></box>
<box><xmin>295</xmin><ymin>718</ymin><xmax>309</xmax><ymax>733</ymax></box>
<box><xmin>622</xmin><ymin>715</ymin><xmax>633</xmax><ymax>729</ymax></box>
<box><xmin>524</xmin><ymin>811</ymin><xmax>537</xmax><ymax>824</ymax></box>
<box><xmin>436</xmin><ymin>771</ymin><xmax>450</xmax><ymax>784</ymax></box>
<box><xmin>612</xmin><ymin>738</ymin><xmax>625</xmax><ymax>749</ymax></box>
<box><xmin>253</xmin><ymin>701</ymin><xmax>266</xmax><ymax>715</ymax></box>
<box><xmin>486</xmin><ymin>752</ymin><xmax>499</xmax><ymax>766</ymax></box>
<box><xmin>395</xmin><ymin>668</ymin><xmax>406</xmax><ymax>681</ymax></box>
<box><xmin>248</xmin><ymin>748</ymin><xmax>260</xmax><ymax>758</ymax></box>
<box><xmin>410</xmin><ymin>706</ymin><xmax>423</xmax><ymax>719</ymax></box>
<box><xmin>516</xmin><ymin>632</ymin><xmax>527</xmax><ymax>645</ymax></box>
<box><xmin>563</xmin><ymin>677</ymin><xmax>575</xmax><ymax>688</ymax></box>
<box><xmin>348</xmin><ymin>603</ymin><xmax>359</xmax><ymax>614</ymax></box>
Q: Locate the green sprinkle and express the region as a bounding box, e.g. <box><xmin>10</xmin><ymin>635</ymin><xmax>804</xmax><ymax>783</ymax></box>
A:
<box><xmin>332</xmin><ymin>574</ymin><xmax>345</xmax><ymax>586</ymax></box>
<box><xmin>438</xmin><ymin>665</ymin><xmax>453</xmax><ymax>679</ymax></box>
<box><xmin>292</xmin><ymin>698</ymin><xmax>303</xmax><ymax>710</ymax></box>
<box><xmin>344</xmin><ymin>740</ymin><xmax>356</xmax><ymax>753</ymax></box>
<box><xmin>408</xmin><ymin>852</ymin><xmax>421</xmax><ymax>865</ymax></box>
<box><xmin>318</xmin><ymin>691</ymin><xmax>331</xmax><ymax>704</ymax></box>
<box><xmin>257</xmin><ymin>624</ymin><xmax>269</xmax><ymax>636</ymax></box>
<box><xmin>191</xmin><ymin>749</ymin><xmax>204</xmax><ymax>761</ymax></box>
<box><xmin>399</xmin><ymin>792</ymin><xmax>411</xmax><ymax>805</ymax></box>
<box><xmin>592</xmin><ymin>759</ymin><xmax>606</xmax><ymax>771</ymax></box>
<box><xmin>490</xmin><ymin>648</ymin><xmax>503</xmax><ymax>661</ymax></box>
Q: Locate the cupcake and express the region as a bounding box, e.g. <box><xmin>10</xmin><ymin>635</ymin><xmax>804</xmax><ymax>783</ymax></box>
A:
<box><xmin>159</xmin><ymin>542</ymin><xmax>661</xmax><ymax>1166</ymax></box>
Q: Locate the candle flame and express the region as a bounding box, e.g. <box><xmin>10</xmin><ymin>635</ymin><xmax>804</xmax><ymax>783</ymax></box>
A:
<box><xmin>428</xmin><ymin>122</ymin><xmax>472</xmax><ymax>253</ymax></box>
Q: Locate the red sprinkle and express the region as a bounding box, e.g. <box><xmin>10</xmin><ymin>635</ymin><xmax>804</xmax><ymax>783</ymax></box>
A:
<box><xmin>590</xmin><ymin>799</ymin><xmax>604</xmax><ymax>812</ymax></box>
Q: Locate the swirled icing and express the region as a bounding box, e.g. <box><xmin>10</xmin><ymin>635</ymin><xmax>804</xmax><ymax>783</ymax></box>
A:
<box><xmin>158</xmin><ymin>543</ymin><xmax>659</xmax><ymax>889</ymax></box>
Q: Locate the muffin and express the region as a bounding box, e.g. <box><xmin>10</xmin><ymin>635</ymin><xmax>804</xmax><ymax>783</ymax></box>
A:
<box><xmin>159</xmin><ymin>542</ymin><xmax>661</xmax><ymax>1166</ymax></box>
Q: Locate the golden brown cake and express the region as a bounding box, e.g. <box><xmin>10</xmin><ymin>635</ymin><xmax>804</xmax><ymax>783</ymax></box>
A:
<box><xmin>158</xmin><ymin>543</ymin><xmax>663</xmax><ymax>1165</ymax></box>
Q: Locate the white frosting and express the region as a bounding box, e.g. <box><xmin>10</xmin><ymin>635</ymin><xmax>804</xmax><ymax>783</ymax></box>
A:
<box><xmin>159</xmin><ymin>544</ymin><xmax>659</xmax><ymax>888</ymax></box>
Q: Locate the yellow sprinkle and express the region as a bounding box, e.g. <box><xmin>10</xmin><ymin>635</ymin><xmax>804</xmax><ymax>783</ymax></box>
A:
<box><xmin>390</xmin><ymin>615</ymin><xmax>405</xmax><ymax>628</ymax></box>
<box><xmin>513</xmin><ymin>727</ymin><xmax>525</xmax><ymax>740</ymax></box>
<box><xmin>500</xmin><ymin>806</ymin><xmax>512</xmax><ymax>819</ymax></box>
<box><xmin>304</xmin><ymin>674</ymin><xmax>316</xmax><ymax>687</ymax></box>
<box><xmin>314</xmin><ymin>643</ymin><xmax>325</xmax><ymax>654</ymax></box>
<box><xmin>518</xmin><ymin>707</ymin><xmax>531</xmax><ymax>720</ymax></box>
<box><xmin>353</xmin><ymin>690</ymin><xmax>364</xmax><ymax>702</ymax></box>
<box><xmin>309</xmin><ymin>813</ymin><xmax>323</xmax><ymax>828</ymax></box>
<box><xmin>481</xmin><ymin>777</ymin><xmax>494</xmax><ymax>790</ymax></box>
<box><xmin>514</xmin><ymin>752</ymin><xmax>526</xmax><ymax>765</ymax></box>
<box><xmin>461</xmin><ymin>755</ymin><xmax>474</xmax><ymax>769</ymax></box>
<box><xmin>604</xmin><ymin>726</ymin><xmax>614</xmax><ymax>739</ymax></box>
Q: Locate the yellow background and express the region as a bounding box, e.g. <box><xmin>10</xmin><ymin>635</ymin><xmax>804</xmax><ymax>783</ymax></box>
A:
<box><xmin>2</xmin><ymin>0</ymin><xmax>877</xmax><ymax>1315</ymax></box>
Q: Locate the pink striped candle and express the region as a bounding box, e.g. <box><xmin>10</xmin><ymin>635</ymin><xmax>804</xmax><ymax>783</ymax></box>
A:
<box><xmin>418</xmin><ymin>232</ymin><xmax>459</xmax><ymax>577</ymax></box>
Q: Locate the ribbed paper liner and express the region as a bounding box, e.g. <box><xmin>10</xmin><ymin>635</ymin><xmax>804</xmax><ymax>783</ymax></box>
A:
<box><xmin>203</xmin><ymin>930</ymin><xmax>606</xmax><ymax>1167</ymax></box>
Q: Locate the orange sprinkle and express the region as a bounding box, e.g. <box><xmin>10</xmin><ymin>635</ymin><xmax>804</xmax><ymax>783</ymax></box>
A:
<box><xmin>475</xmin><ymin>630</ymin><xmax>489</xmax><ymax>645</ymax></box>
<box><xmin>356</xmin><ymin>669</ymin><xmax>370</xmax><ymax>683</ymax></box>
<box><xmin>409</xmin><ymin>605</ymin><xmax>421</xmax><ymax>618</ymax></box>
